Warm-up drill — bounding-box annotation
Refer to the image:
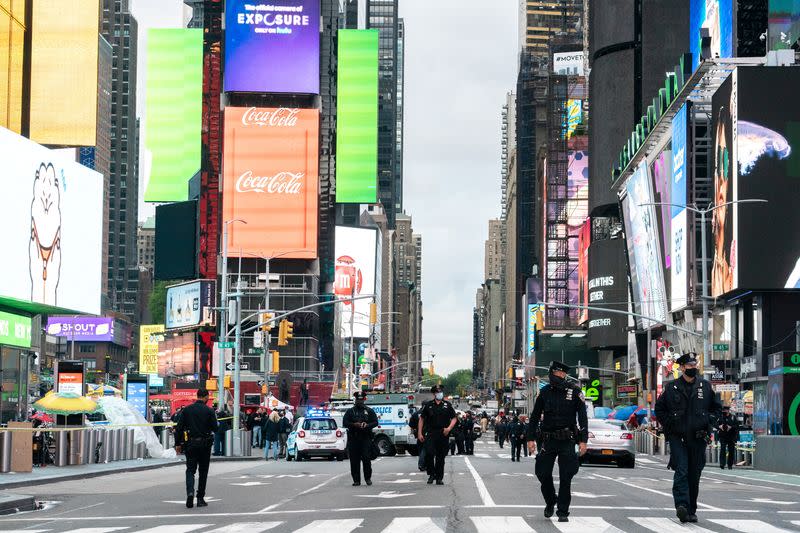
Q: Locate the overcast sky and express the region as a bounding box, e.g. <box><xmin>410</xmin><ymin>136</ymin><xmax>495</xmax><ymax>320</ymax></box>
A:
<box><xmin>130</xmin><ymin>0</ymin><xmax>519</xmax><ymax>377</ymax></box>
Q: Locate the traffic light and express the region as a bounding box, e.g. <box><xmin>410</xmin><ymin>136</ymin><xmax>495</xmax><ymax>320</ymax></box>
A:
<box><xmin>535</xmin><ymin>309</ymin><xmax>544</xmax><ymax>331</ymax></box>
<box><xmin>260</xmin><ymin>312</ymin><xmax>274</xmax><ymax>333</ymax></box>
<box><xmin>271</xmin><ymin>350</ymin><xmax>280</xmax><ymax>373</ymax></box>
<box><xmin>284</xmin><ymin>320</ymin><xmax>294</xmax><ymax>342</ymax></box>
<box><xmin>277</xmin><ymin>319</ymin><xmax>294</xmax><ymax>346</ymax></box>
<box><xmin>369</xmin><ymin>302</ymin><xmax>377</xmax><ymax>325</ymax></box>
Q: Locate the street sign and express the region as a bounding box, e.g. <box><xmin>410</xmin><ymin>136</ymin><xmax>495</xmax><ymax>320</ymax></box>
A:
<box><xmin>248</xmin><ymin>348</ymin><xmax>264</xmax><ymax>355</ymax></box>
<box><xmin>713</xmin><ymin>383</ymin><xmax>739</xmax><ymax>392</ymax></box>
<box><xmin>218</xmin><ymin>341</ymin><xmax>235</xmax><ymax>349</ymax></box>
<box><xmin>253</xmin><ymin>331</ymin><xmax>263</xmax><ymax>348</ymax></box>
<box><xmin>713</xmin><ymin>344</ymin><xmax>729</xmax><ymax>351</ymax></box>
<box><xmin>225</xmin><ymin>362</ymin><xmax>249</xmax><ymax>371</ymax></box>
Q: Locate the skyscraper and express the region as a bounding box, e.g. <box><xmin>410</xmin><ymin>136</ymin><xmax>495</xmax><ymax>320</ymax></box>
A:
<box><xmin>519</xmin><ymin>0</ymin><xmax>583</xmax><ymax>52</ymax></box>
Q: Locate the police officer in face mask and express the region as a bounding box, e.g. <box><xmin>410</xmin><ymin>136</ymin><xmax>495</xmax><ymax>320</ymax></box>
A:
<box><xmin>418</xmin><ymin>385</ymin><xmax>457</xmax><ymax>485</ymax></box>
<box><xmin>655</xmin><ymin>352</ymin><xmax>722</xmax><ymax>524</ymax></box>
<box><xmin>343</xmin><ymin>391</ymin><xmax>379</xmax><ymax>486</ymax></box>
<box><xmin>526</xmin><ymin>361</ymin><xmax>588</xmax><ymax>523</ymax></box>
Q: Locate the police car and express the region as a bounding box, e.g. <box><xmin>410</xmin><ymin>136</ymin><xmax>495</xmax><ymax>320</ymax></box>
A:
<box><xmin>286</xmin><ymin>409</ymin><xmax>347</xmax><ymax>461</ymax></box>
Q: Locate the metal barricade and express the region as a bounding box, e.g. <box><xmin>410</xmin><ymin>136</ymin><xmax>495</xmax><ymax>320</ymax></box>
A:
<box><xmin>135</xmin><ymin>441</ymin><xmax>146</xmax><ymax>459</ymax></box>
<box><xmin>55</xmin><ymin>431</ymin><xmax>69</xmax><ymax>466</ymax></box>
<box><xmin>0</xmin><ymin>432</ymin><xmax>11</xmax><ymax>472</ymax></box>
<box><xmin>224</xmin><ymin>430</ymin><xmax>234</xmax><ymax>457</ymax></box>
<box><xmin>160</xmin><ymin>429</ymin><xmax>172</xmax><ymax>450</ymax></box>
<box><xmin>87</xmin><ymin>429</ymin><xmax>98</xmax><ymax>464</ymax></box>
<box><xmin>112</xmin><ymin>429</ymin><xmax>123</xmax><ymax>461</ymax></box>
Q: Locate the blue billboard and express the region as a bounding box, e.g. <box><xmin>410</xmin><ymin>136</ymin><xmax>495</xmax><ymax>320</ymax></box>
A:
<box><xmin>690</xmin><ymin>0</ymin><xmax>733</xmax><ymax>71</ymax></box>
<box><xmin>670</xmin><ymin>104</ymin><xmax>689</xmax><ymax>311</ymax></box>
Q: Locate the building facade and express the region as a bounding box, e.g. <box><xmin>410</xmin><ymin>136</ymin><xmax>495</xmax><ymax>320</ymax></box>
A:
<box><xmin>137</xmin><ymin>216</ymin><xmax>155</xmax><ymax>272</ymax></box>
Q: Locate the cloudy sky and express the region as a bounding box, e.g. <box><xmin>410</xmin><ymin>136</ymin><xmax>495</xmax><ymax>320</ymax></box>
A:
<box><xmin>131</xmin><ymin>0</ymin><xmax>519</xmax><ymax>377</ymax></box>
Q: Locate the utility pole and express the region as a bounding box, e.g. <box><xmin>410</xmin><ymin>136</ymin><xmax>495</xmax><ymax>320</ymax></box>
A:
<box><xmin>349</xmin><ymin>286</ymin><xmax>356</xmax><ymax>395</ymax></box>
<box><xmin>219</xmin><ymin>224</ymin><xmax>229</xmax><ymax>403</ymax></box>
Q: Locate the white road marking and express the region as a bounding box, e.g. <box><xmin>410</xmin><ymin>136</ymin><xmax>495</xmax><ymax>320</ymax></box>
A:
<box><xmin>496</xmin><ymin>454</ymin><xmax>511</xmax><ymax>458</ymax></box>
<box><xmin>380</xmin><ymin>517</ymin><xmax>444</xmax><ymax>533</ymax></box>
<box><xmin>740</xmin><ymin>498</ymin><xmax>797</xmax><ymax>505</ymax></box>
<box><xmin>163</xmin><ymin>497</ymin><xmax>221</xmax><ymax>504</ymax></box>
<box><xmin>791</xmin><ymin>521</ymin><xmax>800</xmax><ymax>527</ymax></box>
<box><xmin>631</xmin><ymin>516</ymin><xmax>717</xmax><ymax>532</ymax></box>
<box><xmin>470</xmin><ymin>516</ymin><xmax>533</xmax><ymax>532</ymax></box>
<box><xmin>136</xmin><ymin>527</ymin><xmax>211</xmax><ymax>533</ymax></box>
<box><xmin>230</xmin><ymin>482</ymin><xmax>271</xmax><ymax>486</ymax></box>
<box><xmin>295</xmin><ymin>472</ymin><xmax>346</xmax><ymax>497</ymax></box>
<box><xmin>205</xmin><ymin>522</ymin><xmax>282</xmax><ymax>532</ymax></box>
<box><xmin>473</xmin><ymin>453</ymin><xmax>491</xmax><ymax>458</ymax></box>
<box><xmin>552</xmin><ymin>516</ymin><xmax>623</xmax><ymax>532</ymax></box>
<box><xmin>708</xmin><ymin>520</ymin><xmax>797</xmax><ymax>533</ymax></box>
<box><xmin>62</xmin><ymin>530</ymin><xmax>128</xmax><ymax>533</ymax></box>
<box><xmin>572</xmin><ymin>491</ymin><xmax>613</xmax><ymax>498</ymax></box>
<box><xmin>356</xmin><ymin>491</ymin><xmax>415</xmax><ymax>499</ymax></box>
<box><xmin>464</xmin><ymin>456</ymin><xmax>496</xmax><ymax>507</ymax></box>
<box><xmin>2</xmin><ymin>530</ymin><xmax>50</xmax><ymax>533</ymax></box>
<box><xmin>293</xmin><ymin>519</ymin><xmax>363</xmax><ymax>533</ymax></box>
<box><xmin>636</xmin><ymin>457</ymin><xmax>658</xmax><ymax>464</ymax></box>
<box><xmin>591</xmin><ymin>472</ymin><xmax>721</xmax><ymax>511</ymax></box>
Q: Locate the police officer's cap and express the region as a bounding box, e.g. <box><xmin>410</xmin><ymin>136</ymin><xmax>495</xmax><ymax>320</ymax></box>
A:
<box><xmin>430</xmin><ymin>385</ymin><xmax>442</xmax><ymax>394</ymax></box>
<box><xmin>353</xmin><ymin>391</ymin><xmax>367</xmax><ymax>400</ymax></box>
<box><xmin>549</xmin><ymin>361</ymin><xmax>570</xmax><ymax>373</ymax></box>
<box><xmin>676</xmin><ymin>352</ymin><xmax>698</xmax><ymax>365</ymax></box>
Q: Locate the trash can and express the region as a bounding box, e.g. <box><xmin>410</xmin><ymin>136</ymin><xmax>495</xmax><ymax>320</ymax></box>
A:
<box><xmin>0</xmin><ymin>431</ymin><xmax>11</xmax><ymax>472</ymax></box>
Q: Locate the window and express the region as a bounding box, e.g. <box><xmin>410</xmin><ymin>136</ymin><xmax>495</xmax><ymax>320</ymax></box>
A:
<box><xmin>302</xmin><ymin>418</ymin><xmax>337</xmax><ymax>431</ymax></box>
<box><xmin>79</xmin><ymin>345</ymin><xmax>96</xmax><ymax>354</ymax></box>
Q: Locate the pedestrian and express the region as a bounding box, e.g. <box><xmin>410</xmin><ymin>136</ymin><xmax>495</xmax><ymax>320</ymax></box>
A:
<box><xmin>497</xmin><ymin>416</ymin><xmax>508</xmax><ymax>449</ymax></box>
<box><xmin>263</xmin><ymin>410</ymin><xmax>281</xmax><ymax>460</ymax></box>
<box><xmin>509</xmin><ymin>415</ymin><xmax>525</xmax><ymax>462</ymax></box>
<box><xmin>717</xmin><ymin>405</ymin><xmax>739</xmax><ymax>470</ymax></box>
<box><xmin>408</xmin><ymin>405</ymin><xmax>427</xmax><ymax>471</ymax></box>
<box><xmin>521</xmin><ymin>416</ymin><xmax>530</xmax><ymax>457</ymax></box>
<box><xmin>343</xmin><ymin>391</ymin><xmax>378</xmax><ymax>486</ymax></box>
<box><xmin>480</xmin><ymin>411</ymin><xmax>489</xmax><ymax>433</ymax></box>
<box><xmin>300</xmin><ymin>379</ymin><xmax>309</xmax><ymax>407</ymax></box>
<box><xmin>251</xmin><ymin>408</ymin><xmax>263</xmax><ymax>448</ymax></box>
<box><xmin>448</xmin><ymin>415</ymin><xmax>461</xmax><ymax>455</ymax></box>
<box><xmin>213</xmin><ymin>404</ymin><xmax>228</xmax><ymax>456</ymax></box>
<box><xmin>153</xmin><ymin>409</ymin><xmax>164</xmax><ymax>439</ymax></box>
<box><xmin>175</xmin><ymin>388</ymin><xmax>218</xmax><ymax>509</ymax></box>
<box><xmin>655</xmin><ymin>352</ymin><xmax>722</xmax><ymax>524</ymax></box>
<box><xmin>462</xmin><ymin>411</ymin><xmax>475</xmax><ymax>455</ymax></box>
<box><xmin>527</xmin><ymin>361</ymin><xmax>588</xmax><ymax>523</ymax></box>
<box><xmin>454</xmin><ymin>414</ymin><xmax>466</xmax><ymax>454</ymax></box>
<box><xmin>278</xmin><ymin>410</ymin><xmax>291</xmax><ymax>458</ymax></box>
<box><xmin>284</xmin><ymin>407</ymin><xmax>294</xmax><ymax>425</ymax></box>
<box><xmin>418</xmin><ymin>385</ymin><xmax>457</xmax><ymax>486</ymax></box>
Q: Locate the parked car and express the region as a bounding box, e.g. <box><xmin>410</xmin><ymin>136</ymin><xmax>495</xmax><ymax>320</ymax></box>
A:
<box><xmin>286</xmin><ymin>415</ymin><xmax>347</xmax><ymax>461</ymax></box>
<box><xmin>580</xmin><ymin>418</ymin><xmax>636</xmax><ymax>468</ymax></box>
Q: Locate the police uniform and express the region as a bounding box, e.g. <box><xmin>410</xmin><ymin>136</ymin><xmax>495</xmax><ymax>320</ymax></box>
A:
<box><xmin>420</xmin><ymin>387</ymin><xmax>457</xmax><ymax>484</ymax></box>
<box><xmin>175</xmin><ymin>394</ymin><xmax>218</xmax><ymax>508</ymax></box>
<box><xmin>716</xmin><ymin>407</ymin><xmax>739</xmax><ymax>469</ymax></box>
<box><xmin>655</xmin><ymin>352</ymin><xmax>722</xmax><ymax>523</ymax></box>
<box><xmin>526</xmin><ymin>361</ymin><xmax>588</xmax><ymax>521</ymax></box>
<box><xmin>343</xmin><ymin>392</ymin><xmax>379</xmax><ymax>486</ymax></box>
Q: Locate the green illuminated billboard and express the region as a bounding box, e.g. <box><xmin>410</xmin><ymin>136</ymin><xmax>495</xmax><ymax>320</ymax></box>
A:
<box><xmin>144</xmin><ymin>29</ymin><xmax>203</xmax><ymax>202</ymax></box>
<box><xmin>336</xmin><ymin>29</ymin><xmax>379</xmax><ymax>203</ymax></box>
<box><xmin>0</xmin><ymin>311</ymin><xmax>31</xmax><ymax>348</ymax></box>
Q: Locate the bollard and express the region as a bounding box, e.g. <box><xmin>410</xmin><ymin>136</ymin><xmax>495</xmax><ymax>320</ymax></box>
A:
<box><xmin>0</xmin><ymin>432</ymin><xmax>11</xmax><ymax>472</ymax></box>
<box><xmin>112</xmin><ymin>429</ymin><xmax>123</xmax><ymax>462</ymax></box>
<box><xmin>55</xmin><ymin>431</ymin><xmax>69</xmax><ymax>466</ymax></box>
<box><xmin>81</xmin><ymin>429</ymin><xmax>91</xmax><ymax>464</ymax></box>
<box><xmin>87</xmin><ymin>429</ymin><xmax>98</xmax><ymax>464</ymax></box>
<box><xmin>135</xmin><ymin>442</ymin><xmax>146</xmax><ymax>459</ymax></box>
<box><xmin>125</xmin><ymin>429</ymin><xmax>135</xmax><ymax>460</ymax></box>
<box><xmin>224</xmin><ymin>430</ymin><xmax>234</xmax><ymax>457</ymax></box>
<box><xmin>97</xmin><ymin>430</ymin><xmax>108</xmax><ymax>463</ymax></box>
<box><xmin>68</xmin><ymin>429</ymin><xmax>86</xmax><ymax>465</ymax></box>
<box><xmin>659</xmin><ymin>434</ymin><xmax>666</xmax><ymax>456</ymax></box>
<box><xmin>240</xmin><ymin>430</ymin><xmax>252</xmax><ymax>457</ymax></box>
<box><xmin>160</xmin><ymin>429</ymin><xmax>171</xmax><ymax>450</ymax></box>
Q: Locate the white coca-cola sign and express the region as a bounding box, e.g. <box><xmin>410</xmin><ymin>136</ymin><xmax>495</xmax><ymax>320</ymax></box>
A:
<box><xmin>241</xmin><ymin>107</ymin><xmax>299</xmax><ymax>127</ymax></box>
<box><xmin>235</xmin><ymin>170</ymin><xmax>304</xmax><ymax>194</ymax></box>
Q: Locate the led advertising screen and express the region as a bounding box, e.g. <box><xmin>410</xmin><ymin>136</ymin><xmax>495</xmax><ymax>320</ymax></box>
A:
<box><xmin>144</xmin><ymin>29</ymin><xmax>203</xmax><ymax>202</ymax></box>
<box><xmin>0</xmin><ymin>127</ymin><xmax>103</xmax><ymax>315</ymax></box>
<box><xmin>165</xmin><ymin>280</ymin><xmax>215</xmax><ymax>330</ymax></box>
<box><xmin>155</xmin><ymin>200</ymin><xmax>198</xmax><ymax>280</ymax></box>
<box><xmin>56</xmin><ymin>361</ymin><xmax>84</xmax><ymax>396</ymax></box>
<box><xmin>527</xmin><ymin>303</ymin><xmax>540</xmax><ymax>359</ymax></box>
<box><xmin>769</xmin><ymin>0</ymin><xmax>800</xmax><ymax>51</ymax></box>
<box><xmin>651</xmin><ymin>150</ymin><xmax>673</xmax><ymax>274</ymax></box>
<box><xmin>671</xmin><ymin>103</ymin><xmax>689</xmax><ymax>311</ymax></box>
<box><xmin>622</xmin><ymin>161</ymin><xmax>668</xmax><ymax>329</ymax></box>
<box><xmin>224</xmin><ymin>0</ymin><xmax>320</xmax><ymax>94</ymax></box>
<box><xmin>222</xmin><ymin>107</ymin><xmax>319</xmax><ymax>259</ymax></box>
<box><xmin>567</xmin><ymin>150</ymin><xmax>589</xmax><ymax>321</ymax></box>
<box><xmin>0</xmin><ymin>311</ymin><xmax>32</xmax><ymax>348</ymax></box>
<box><xmin>0</xmin><ymin>1</ymin><xmax>25</xmax><ymax>133</ymax></box>
<box><xmin>689</xmin><ymin>0</ymin><xmax>733</xmax><ymax>71</ymax></box>
<box><xmin>552</xmin><ymin>51</ymin><xmax>585</xmax><ymax>76</ymax></box>
<box><xmin>587</xmin><ymin>238</ymin><xmax>628</xmax><ymax>348</ymax></box>
<box><xmin>734</xmin><ymin>67</ymin><xmax>800</xmax><ymax>290</ymax></box>
<box><xmin>334</xmin><ymin>226</ymin><xmax>378</xmax><ymax>339</ymax></box>
<box><xmin>336</xmin><ymin>29</ymin><xmax>379</xmax><ymax>203</ymax></box>
<box><xmin>711</xmin><ymin>73</ymin><xmax>735</xmax><ymax>297</ymax></box>
<box><xmin>139</xmin><ymin>324</ymin><xmax>165</xmax><ymax>375</ymax></box>
<box><xmin>157</xmin><ymin>332</ymin><xmax>196</xmax><ymax>376</ymax></box>
<box><xmin>578</xmin><ymin>220</ymin><xmax>590</xmax><ymax>324</ymax></box>
<box><xmin>47</xmin><ymin>317</ymin><xmax>114</xmax><ymax>342</ymax></box>
<box><xmin>125</xmin><ymin>377</ymin><xmax>149</xmax><ymax>421</ymax></box>
<box><xmin>29</xmin><ymin>0</ymin><xmax>100</xmax><ymax>146</ymax></box>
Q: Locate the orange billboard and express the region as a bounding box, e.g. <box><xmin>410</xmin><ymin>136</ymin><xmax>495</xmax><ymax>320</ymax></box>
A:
<box><xmin>223</xmin><ymin>107</ymin><xmax>319</xmax><ymax>259</ymax></box>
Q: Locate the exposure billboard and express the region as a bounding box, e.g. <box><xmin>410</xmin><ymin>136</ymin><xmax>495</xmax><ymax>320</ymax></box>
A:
<box><xmin>0</xmin><ymin>127</ymin><xmax>103</xmax><ymax>315</ymax></box>
<box><xmin>587</xmin><ymin>238</ymin><xmax>628</xmax><ymax>348</ymax></box>
<box><xmin>336</xmin><ymin>29</ymin><xmax>379</xmax><ymax>203</ymax></box>
<box><xmin>139</xmin><ymin>324</ymin><xmax>165</xmax><ymax>375</ymax></box>
<box><xmin>0</xmin><ymin>311</ymin><xmax>32</xmax><ymax>348</ymax></box>
<box><xmin>144</xmin><ymin>29</ymin><xmax>203</xmax><ymax>202</ymax></box>
<box><xmin>165</xmin><ymin>280</ymin><xmax>215</xmax><ymax>330</ymax></box>
<box><xmin>29</xmin><ymin>0</ymin><xmax>100</xmax><ymax>146</ymax></box>
<box><xmin>671</xmin><ymin>104</ymin><xmax>689</xmax><ymax>310</ymax></box>
<box><xmin>224</xmin><ymin>0</ymin><xmax>320</xmax><ymax>94</ymax></box>
<box><xmin>567</xmin><ymin>150</ymin><xmax>589</xmax><ymax>320</ymax></box>
<box><xmin>158</xmin><ymin>332</ymin><xmax>196</xmax><ymax>376</ymax></box>
<box><xmin>0</xmin><ymin>1</ymin><xmax>25</xmax><ymax>133</ymax></box>
<box><xmin>334</xmin><ymin>226</ymin><xmax>378</xmax><ymax>339</ymax></box>
<box><xmin>689</xmin><ymin>0</ymin><xmax>733</xmax><ymax>71</ymax></box>
<box><xmin>222</xmin><ymin>107</ymin><xmax>319</xmax><ymax>259</ymax></box>
<box><xmin>769</xmin><ymin>0</ymin><xmax>800</xmax><ymax>51</ymax></box>
<box><xmin>622</xmin><ymin>161</ymin><xmax>668</xmax><ymax>328</ymax></box>
<box><xmin>578</xmin><ymin>220</ymin><xmax>590</xmax><ymax>325</ymax></box>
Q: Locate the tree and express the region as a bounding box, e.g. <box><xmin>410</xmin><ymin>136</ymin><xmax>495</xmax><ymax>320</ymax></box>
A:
<box><xmin>442</xmin><ymin>369</ymin><xmax>474</xmax><ymax>397</ymax></box>
<box><xmin>419</xmin><ymin>368</ymin><xmax>444</xmax><ymax>388</ymax></box>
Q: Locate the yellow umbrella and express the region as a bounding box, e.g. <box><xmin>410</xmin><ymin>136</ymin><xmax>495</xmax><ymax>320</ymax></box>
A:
<box><xmin>33</xmin><ymin>391</ymin><xmax>98</xmax><ymax>416</ymax></box>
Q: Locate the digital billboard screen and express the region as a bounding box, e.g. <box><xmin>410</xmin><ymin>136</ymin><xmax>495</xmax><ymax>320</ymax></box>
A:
<box><xmin>769</xmin><ymin>0</ymin><xmax>800</xmax><ymax>51</ymax></box>
<box><xmin>0</xmin><ymin>311</ymin><xmax>32</xmax><ymax>349</ymax></box>
<box><xmin>155</xmin><ymin>200</ymin><xmax>198</xmax><ymax>280</ymax></box>
<box><xmin>139</xmin><ymin>324</ymin><xmax>165</xmax><ymax>375</ymax></box>
<box><xmin>567</xmin><ymin>150</ymin><xmax>589</xmax><ymax>320</ymax></box>
<box><xmin>224</xmin><ymin>0</ymin><xmax>320</xmax><ymax>94</ymax></box>
<box><xmin>578</xmin><ymin>220</ymin><xmax>590</xmax><ymax>324</ymax></box>
<box><xmin>29</xmin><ymin>0</ymin><xmax>100</xmax><ymax>146</ymax></box>
<box><xmin>144</xmin><ymin>29</ymin><xmax>203</xmax><ymax>202</ymax></box>
<box><xmin>47</xmin><ymin>316</ymin><xmax>114</xmax><ymax>342</ymax></box>
<box><xmin>689</xmin><ymin>0</ymin><xmax>733</xmax><ymax>71</ymax></box>
<box><xmin>711</xmin><ymin>73</ymin><xmax>735</xmax><ymax>297</ymax></box>
<box><xmin>621</xmin><ymin>161</ymin><xmax>668</xmax><ymax>329</ymax></box>
<box><xmin>334</xmin><ymin>226</ymin><xmax>378</xmax><ymax>339</ymax></box>
<box><xmin>158</xmin><ymin>332</ymin><xmax>196</xmax><ymax>376</ymax></box>
<box><xmin>222</xmin><ymin>107</ymin><xmax>319</xmax><ymax>259</ymax></box>
<box><xmin>587</xmin><ymin>238</ymin><xmax>628</xmax><ymax>348</ymax></box>
<box><xmin>0</xmin><ymin>127</ymin><xmax>104</xmax><ymax>315</ymax></box>
<box><xmin>336</xmin><ymin>29</ymin><xmax>378</xmax><ymax>203</ymax></box>
<box><xmin>165</xmin><ymin>280</ymin><xmax>215</xmax><ymax>330</ymax></box>
<box><xmin>552</xmin><ymin>51</ymin><xmax>585</xmax><ymax>76</ymax></box>
<box><xmin>671</xmin><ymin>103</ymin><xmax>689</xmax><ymax>311</ymax></box>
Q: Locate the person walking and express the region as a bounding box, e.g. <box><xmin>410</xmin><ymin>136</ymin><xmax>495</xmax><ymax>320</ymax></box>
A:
<box><xmin>462</xmin><ymin>412</ymin><xmax>475</xmax><ymax>455</ymax></box>
<box><xmin>300</xmin><ymin>380</ymin><xmax>309</xmax><ymax>407</ymax></box>
<box><xmin>251</xmin><ymin>408</ymin><xmax>263</xmax><ymax>448</ymax></box>
<box><xmin>509</xmin><ymin>415</ymin><xmax>525</xmax><ymax>462</ymax></box>
<box><xmin>213</xmin><ymin>405</ymin><xmax>229</xmax><ymax>456</ymax></box>
<box><xmin>655</xmin><ymin>352</ymin><xmax>722</xmax><ymax>524</ymax></box>
<box><xmin>480</xmin><ymin>411</ymin><xmax>489</xmax><ymax>433</ymax></box>
<box><xmin>418</xmin><ymin>385</ymin><xmax>457</xmax><ymax>485</ymax></box>
<box><xmin>717</xmin><ymin>405</ymin><xmax>739</xmax><ymax>470</ymax></box>
<box><xmin>521</xmin><ymin>416</ymin><xmax>530</xmax><ymax>458</ymax></box>
<box><xmin>497</xmin><ymin>415</ymin><xmax>508</xmax><ymax>449</ymax></box>
<box><xmin>263</xmin><ymin>411</ymin><xmax>281</xmax><ymax>460</ymax></box>
<box><xmin>175</xmin><ymin>389</ymin><xmax>218</xmax><ymax>509</ymax></box>
<box><xmin>527</xmin><ymin>361</ymin><xmax>588</xmax><ymax>523</ymax></box>
<box><xmin>153</xmin><ymin>409</ymin><xmax>164</xmax><ymax>439</ymax></box>
<box><xmin>278</xmin><ymin>410</ymin><xmax>291</xmax><ymax>458</ymax></box>
<box><xmin>454</xmin><ymin>414</ymin><xmax>466</xmax><ymax>455</ymax></box>
<box><xmin>343</xmin><ymin>391</ymin><xmax>378</xmax><ymax>486</ymax></box>
<box><xmin>408</xmin><ymin>405</ymin><xmax>427</xmax><ymax>471</ymax></box>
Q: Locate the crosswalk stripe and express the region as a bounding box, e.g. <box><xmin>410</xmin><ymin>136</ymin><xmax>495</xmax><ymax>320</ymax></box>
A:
<box><xmin>708</xmin><ymin>520</ymin><xmax>797</xmax><ymax>533</ymax></box>
<box><xmin>293</xmin><ymin>519</ymin><xmax>363</xmax><ymax>533</ymax></box>
<box><xmin>64</xmin><ymin>529</ymin><xmax>128</xmax><ymax>533</ymax></box>
<box><xmin>473</xmin><ymin>453</ymin><xmax>490</xmax><ymax>458</ymax></box>
<box><xmin>3</xmin><ymin>530</ymin><xmax>50</xmax><ymax>533</ymax></box>
<box><xmin>380</xmin><ymin>517</ymin><xmax>444</xmax><ymax>533</ymax></box>
<box><xmin>206</xmin><ymin>523</ymin><xmax>283</xmax><ymax>532</ymax></box>
<box><xmin>470</xmin><ymin>516</ymin><xmax>534</xmax><ymax>532</ymax></box>
<box><xmin>631</xmin><ymin>517</ymin><xmax>717</xmax><ymax>532</ymax></box>
<box><xmin>136</xmin><ymin>527</ymin><xmax>211</xmax><ymax>533</ymax></box>
<box><xmin>552</xmin><ymin>517</ymin><xmax>624</xmax><ymax>533</ymax></box>
<box><xmin>496</xmin><ymin>454</ymin><xmax>510</xmax><ymax>458</ymax></box>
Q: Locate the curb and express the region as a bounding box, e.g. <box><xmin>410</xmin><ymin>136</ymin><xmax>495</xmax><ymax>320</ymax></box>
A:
<box><xmin>0</xmin><ymin>455</ymin><xmax>263</xmax><ymax>491</ymax></box>
<box><xmin>0</xmin><ymin>493</ymin><xmax>36</xmax><ymax>515</ymax></box>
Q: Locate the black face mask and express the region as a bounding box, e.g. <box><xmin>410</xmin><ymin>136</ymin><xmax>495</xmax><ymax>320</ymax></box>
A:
<box><xmin>684</xmin><ymin>368</ymin><xmax>698</xmax><ymax>378</ymax></box>
<box><xmin>355</xmin><ymin>399</ymin><xmax>365</xmax><ymax>407</ymax></box>
<box><xmin>549</xmin><ymin>373</ymin><xmax>566</xmax><ymax>387</ymax></box>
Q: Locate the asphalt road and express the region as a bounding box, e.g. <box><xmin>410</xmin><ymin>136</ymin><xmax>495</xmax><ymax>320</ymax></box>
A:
<box><xmin>1</xmin><ymin>436</ymin><xmax>799</xmax><ymax>532</ymax></box>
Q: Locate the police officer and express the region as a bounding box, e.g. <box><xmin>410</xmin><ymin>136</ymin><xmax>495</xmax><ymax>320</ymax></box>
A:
<box><xmin>175</xmin><ymin>388</ymin><xmax>218</xmax><ymax>509</ymax></box>
<box><xmin>655</xmin><ymin>352</ymin><xmax>722</xmax><ymax>523</ymax></box>
<box><xmin>527</xmin><ymin>361</ymin><xmax>588</xmax><ymax>523</ymax></box>
<box><xmin>343</xmin><ymin>391</ymin><xmax>378</xmax><ymax>486</ymax></box>
<box><xmin>418</xmin><ymin>385</ymin><xmax>456</xmax><ymax>485</ymax></box>
<box><xmin>509</xmin><ymin>415</ymin><xmax>525</xmax><ymax>462</ymax></box>
<box><xmin>717</xmin><ymin>405</ymin><xmax>739</xmax><ymax>470</ymax></box>
<box><xmin>462</xmin><ymin>411</ymin><xmax>476</xmax><ymax>455</ymax></box>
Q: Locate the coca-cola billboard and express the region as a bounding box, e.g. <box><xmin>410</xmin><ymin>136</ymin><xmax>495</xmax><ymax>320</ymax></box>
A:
<box><xmin>222</xmin><ymin>107</ymin><xmax>319</xmax><ymax>259</ymax></box>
